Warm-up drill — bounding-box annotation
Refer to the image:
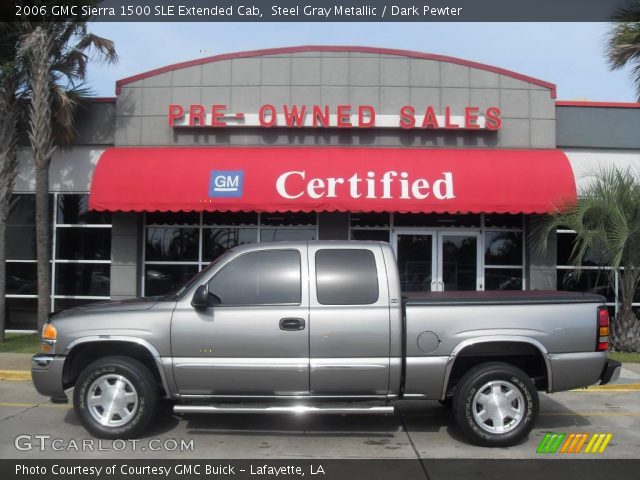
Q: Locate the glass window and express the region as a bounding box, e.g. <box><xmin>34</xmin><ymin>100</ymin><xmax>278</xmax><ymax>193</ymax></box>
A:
<box><xmin>6</xmin><ymin>298</ymin><xmax>37</xmax><ymax>330</ymax></box>
<box><xmin>350</xmin><ymin>213</ymin><xmax>390</xmax><ymax>228</ymax></box>
<box><xmin>203</xmin><ymin>212</ymin><xmax>258</xmax><ymax>226</ymax></box>
<box><xmin>7</xmin><ymin>194</ymin><xmax>36</xmax><ymax>260</ymax></box>
<box><xmin>145</xmin><ymin>227</ymin><xmax>199</xmax><ymax>261</ymax></box>
<box><xmin>557</xmin><ymin>232</ymin><xmax>607</xmax><ymax>267</ymax></box>
<box><xmin>146</xmin><ymin>212</ymin><xmax>200</xmax><ymax>225</ymax></box>
<box><xmin>6</xmin><ymin>263</ymin><xmax>37</xmax><ymax>295</ymax></box>
<box><xmin>260</xmin><ymin>228</ymin><xmax>316</xmax><ymax>242</ymax></box>
<box><xmin>54</xmin><ymin>264</ymin><xmax>111</xmax><ymax>296</ymax></box>
<box><xmin>485</xmin><ymin>231</ymin><xmax>523</xmax><ymax>266</ymax></box>
<box><xmin>7</xmin><ymin>226</ymin><xmax>36</xmax><ymax>260</ymax></box>
<box><xmin>316</xmin><ymin>249</ymin><xmax>379</xmax><ymax>305</ymax></box>
<box><xmin>394</xmin><ymin>213</ymin><xmax>480</xmax><ymax>228</ymax></box>
<box><xmin>261</xmin><ymin>212</ymin><xmax>316</xmax><ymax>226</ymax></box>
<box><xmin>202</xmin><ymin>228</ymin><xmax>257</xmax><ymax>262</ymax></box>
<box><xmin>351</xmin><ymin>230</ymin><xmax>390</xmax><ymax>242</ymax></box>
<box><xmin>208</xmin><ymin>250</ymin><xmax>301</xmax><ymax>305</ymax></box>
<box><xmin>54</xmin><ymin>298</ymin><xmax>104</xmax><ymax>313</ymax></box>
<box><xmin>56</xmin><ymin>228</ymin><xmax>111</xmax><ymax>260</ymax></box>
<box><xmin>145</xmin><ymin>265</ymin><xmax>199</xmax><ymax>297</ymax></box>
<box><xmin>57</xmin><ymin>194</ymin><xmax>110</xmax><ymax>224</ymax></box>
<box><xmin>557</xmin><ymin>269</ymin><xmax>615</xmax><ymax>302</ymax></box>
<box><xmin>485</xmin><ymin>269</ymin><xmax>523</xmax><ymax>291</ymax></box>
<box><xmin>442</xmin><ymin>235</ymin><xmax>477</xmax><ymax>291</ymax></box>
<box><xmin>485</xmin><ymin>214</ymin><xmax>523</xmax><ymax>229</ymax></box>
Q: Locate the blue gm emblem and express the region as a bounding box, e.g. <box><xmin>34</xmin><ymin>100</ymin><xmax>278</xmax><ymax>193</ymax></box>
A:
<box><xmin>209</xmin><ymin>170</ymin><xmax>244</xmax><ymax>197</ymax></box>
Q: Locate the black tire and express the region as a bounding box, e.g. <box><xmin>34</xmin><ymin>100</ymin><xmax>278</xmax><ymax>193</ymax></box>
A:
<box><xmin>453</xmin><ymin>362</ymin><xmax>538</xmax><ymax>447</ymax></box>
<box><xmin>73</xmin><ymin>356</ymin><xmax>158</xmax><ymax>439</ymax></box>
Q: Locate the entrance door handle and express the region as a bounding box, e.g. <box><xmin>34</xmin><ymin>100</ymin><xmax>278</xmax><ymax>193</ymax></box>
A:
<box><xmin>279</xmin><ymin>318</ymin><xmax>306</xmax><ymax>331</ymax></box>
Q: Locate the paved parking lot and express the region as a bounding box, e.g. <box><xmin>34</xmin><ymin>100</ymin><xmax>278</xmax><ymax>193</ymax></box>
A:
<box><xmin>0</xmin><ymin>379</ymin><xmax>639</xmax><ymax>460</ymax></box>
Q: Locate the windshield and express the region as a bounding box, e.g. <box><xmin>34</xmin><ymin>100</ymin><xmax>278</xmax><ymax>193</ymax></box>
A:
<box><xmin>160</xmin><ymin>251</ymin><xmax>230</xmax><ymax>301</ymax></box>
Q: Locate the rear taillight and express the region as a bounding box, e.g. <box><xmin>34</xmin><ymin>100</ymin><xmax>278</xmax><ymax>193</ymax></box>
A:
<box><xmin>597</xmin><ymin>306</ymin><xmax>609</xmax><ymax>351</ymax></box>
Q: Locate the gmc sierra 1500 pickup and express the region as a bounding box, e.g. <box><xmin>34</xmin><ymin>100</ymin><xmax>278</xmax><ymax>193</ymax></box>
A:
<box><xmin>32</xmin><ymin>241</ymin><xmax>621</xmax><ymax>446</ymax></box>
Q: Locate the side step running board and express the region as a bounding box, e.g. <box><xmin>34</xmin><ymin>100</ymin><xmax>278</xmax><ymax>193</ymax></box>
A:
<box><xmin>174</xmin><ymin>405</ymin><xmax>394</xmax><ymax>415</ymax></box>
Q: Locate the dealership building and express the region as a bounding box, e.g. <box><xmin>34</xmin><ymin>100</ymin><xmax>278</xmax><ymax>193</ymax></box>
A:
<box><xmin>6</xmin><ymin>46</ymin><xmax>640</xmax><ymax>330</ymax></box>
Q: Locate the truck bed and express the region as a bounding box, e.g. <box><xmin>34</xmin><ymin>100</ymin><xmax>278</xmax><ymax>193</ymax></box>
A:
<box><xmin>404</xmin><ymin>290</ymin><xmax>605</xmax><ymax>306</ymax></box>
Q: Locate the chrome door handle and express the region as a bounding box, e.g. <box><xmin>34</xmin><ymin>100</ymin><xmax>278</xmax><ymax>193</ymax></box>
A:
<box><xmin>279</xmin><ymin>318</ymin><xmax>306</xmax><ymax>331</ymax></box>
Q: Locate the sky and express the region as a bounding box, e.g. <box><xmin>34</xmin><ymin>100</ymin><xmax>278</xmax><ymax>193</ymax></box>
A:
<box><xmin>86</xmin><ymin>22</ymin><xmax>636</xmax><ymax>101</ymax></box>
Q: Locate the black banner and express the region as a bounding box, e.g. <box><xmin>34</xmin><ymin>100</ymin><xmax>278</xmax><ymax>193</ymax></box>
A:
<box><xmin>3</xmin><ymin>459</ymin><xmax>640</xmax><ymax>480</ymax></box>
<box><xmin>4</xmin><ymin>0</ymin><xmax>633</xmax><ymax>22</ymax></box>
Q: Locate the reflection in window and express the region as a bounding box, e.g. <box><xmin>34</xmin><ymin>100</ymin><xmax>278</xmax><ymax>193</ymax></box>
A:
<box><xmin>557</xmin><ymin>269</ymin><xmax>615</xmax><ymax>303</ymax></box>
<box><xmin>56</xmin><ymin>228</ymin><xmax>111</xmax><ymax>260</ymax></box>
<box><xmin>203</xmin><ymin>228</ymin><xmax>257</xmax><ymax>262</ymax></box>
<box><xmin>208</xmin><ymin>250</ymin><xmax>301</xmax><ymax>305</ymax></box>
<box><xmin>54</xmin><ymin>264</ymin><xmax>111</xmax><ymax>297</ymax></box>
<box><xmin>485</xmin><ymin>269</ymin><xmax>523</xmax><ymax>291</ymax></box>
<box><xmin>485</xmin><ymin>231</ymin><xmax>522</xmax><ymax>266</ymax></box>
<box><xmin>145</xmin><ymin>265</ymin><xmax>199</xmax><ymax>297</ymax></box>
<box><xmin>57</xmin><ymin>194</ymin><xmax>110</xmax><ymax>224</ymax></box>
<box><xmin>557</xmin><ymin>232</ymin><xmax>607</xmax><ymax>267</ymax></box>
<box><xmin>145</xmin><ymin>227</ymin><xmax>199</xmax><ymax>261</ymax></box>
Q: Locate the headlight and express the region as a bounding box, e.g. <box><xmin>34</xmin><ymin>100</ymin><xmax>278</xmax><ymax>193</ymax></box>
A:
<box><xmin>41</xmin><ymin>324</ymin><xmax>57</xmax><ymax>353</ymax></box>
<box><xmin>42</xmin><ymin>323</ymin><xmax>57</xmax><ymax>341</ymax></box>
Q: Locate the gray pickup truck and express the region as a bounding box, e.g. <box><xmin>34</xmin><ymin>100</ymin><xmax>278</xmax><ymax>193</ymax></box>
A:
<box><xmin>32</xmin><ymin>241</ymin><xmax>620</xmax><ymax>446</ymax></box>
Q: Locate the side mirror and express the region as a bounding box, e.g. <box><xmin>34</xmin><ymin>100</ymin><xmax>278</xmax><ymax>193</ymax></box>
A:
<box><xmin>191</xmin><ymin>285</ymin><xmax>210</xmax><ymax>309</ymax></box>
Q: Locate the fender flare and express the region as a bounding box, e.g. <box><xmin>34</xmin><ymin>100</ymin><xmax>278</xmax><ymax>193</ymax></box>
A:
<box><xmin>64</xmin><ymin>336</ymin><xmax>172</xmax><ymax>398</ymax></box>
<box><xmin>440</xmin><ymin>335</ymin><xmax>553</xmax><ymax>400</ymax></box>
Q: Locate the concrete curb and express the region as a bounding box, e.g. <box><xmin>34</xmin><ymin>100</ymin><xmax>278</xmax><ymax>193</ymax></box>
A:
<box><xmin>0</xmin><ymin>370</ymin><xmax>32</xmax><ymax>381</ymax></box>
<box><xmin>572</xmin><ymin>383</ymin><xmax>640</xmax><ymax>392</ymax></box>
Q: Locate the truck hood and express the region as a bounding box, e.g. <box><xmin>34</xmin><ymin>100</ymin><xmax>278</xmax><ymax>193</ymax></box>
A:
<box><xmin>52</xmin><ymin>297</ymin><xmax>158</xmax><ymax>319</ymax></box>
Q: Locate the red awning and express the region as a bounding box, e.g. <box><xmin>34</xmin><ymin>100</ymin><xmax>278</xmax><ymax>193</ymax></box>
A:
<box><xmin>89</xmin><ymin>147</ymin><xmax>576</xmax><ymax>214</ymax></box>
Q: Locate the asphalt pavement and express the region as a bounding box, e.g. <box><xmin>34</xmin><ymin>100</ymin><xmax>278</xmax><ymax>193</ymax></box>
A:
<box><xmin>0</xmin><ymin>377</ymin><xmax>639</xmax><ymax>460</ymax></box>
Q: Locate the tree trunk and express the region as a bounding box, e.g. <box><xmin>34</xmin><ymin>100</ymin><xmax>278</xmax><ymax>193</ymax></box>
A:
<box><xmin>35</xmin><ymin>165</ymin><xmax>51</xmax><ymax>331</ymax></box>
<box><xmin>24</xmin><ymin>27</ymin><xmax>56</xmax><ymax>331</ymax></box>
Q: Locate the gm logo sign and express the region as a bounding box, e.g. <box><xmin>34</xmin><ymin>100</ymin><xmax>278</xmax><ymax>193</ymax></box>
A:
<box><xmin>209</xmin><ymin>170</ymin><xmax>244</xmax><ymax>197</ymax></box>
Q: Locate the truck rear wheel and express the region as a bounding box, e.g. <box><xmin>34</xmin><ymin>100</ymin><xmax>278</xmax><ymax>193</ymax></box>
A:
<box><xmin>73</xmin><ymin>356</ymin><xmax>158</xmax><ymax>439</ymax></box>
<box><xmin>452</xmin><ymin>362</ymin><xmax>538</xmax><ymax>447</ymax></box>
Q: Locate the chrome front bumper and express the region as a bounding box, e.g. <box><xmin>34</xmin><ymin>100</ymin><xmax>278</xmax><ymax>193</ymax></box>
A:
<box><xmin>31</xmin><ymin>354</ymin><xmax>68</xmax><ymax>403</ymax></box>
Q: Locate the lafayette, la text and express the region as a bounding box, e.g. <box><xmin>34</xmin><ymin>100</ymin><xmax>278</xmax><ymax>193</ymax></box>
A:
<box><xmin>16</xmin><ymin>463</ymin><xmax>325</xmax><ymax>477</ymax></box>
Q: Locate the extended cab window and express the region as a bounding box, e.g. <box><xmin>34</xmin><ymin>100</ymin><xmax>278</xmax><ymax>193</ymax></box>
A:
<box><xmin>208</xmin><ymin>250</ymin><xmax>301</xmax><ymax>305</ymax></box>
<box><xmin>315</xmin><ymin>249</ymin><xmax>379</xmax><ymax>305</ymax></box>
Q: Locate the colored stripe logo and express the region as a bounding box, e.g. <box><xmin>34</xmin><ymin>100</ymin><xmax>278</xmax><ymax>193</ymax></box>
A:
<box><xmin>537</xmin><ymin>433</ymin><xmax>613</xmax><ymax>454</ymax></box>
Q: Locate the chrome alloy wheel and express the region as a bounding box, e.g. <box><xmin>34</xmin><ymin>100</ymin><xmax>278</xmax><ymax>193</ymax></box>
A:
<box><xmin>472</xmin><ymin>380</ymin><xmax>525</xmax><ymax>434</ymax></box>
<box><xmin>87</xmin><ymin>374</ymin><xmax>139</xmax><ymax>427</ymax></box>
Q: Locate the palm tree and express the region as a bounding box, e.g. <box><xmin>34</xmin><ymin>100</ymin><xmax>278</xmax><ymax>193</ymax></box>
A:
<box><xmin>532</xmin><ymin>167</ymin><xmax>640</xmax><ymax>352</ymax></box>
<box><xmin>607</xmin><ymin>0</ymin><xmax>640</xmax><ymax>100</ymax></box>
<box><xmin>20</xmin><ymin>20</ymin><xmax>116</xmax><ymax>330</ymax></box>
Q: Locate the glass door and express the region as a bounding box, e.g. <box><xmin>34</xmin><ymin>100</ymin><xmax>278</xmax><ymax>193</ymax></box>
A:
<box><xmin>394</xmin><ymin>230</ymin><xmax>482</xmax><ymax>292</ymax></box>
<box><xmin>438</xmin><ymin>232</ymin><xmax>482</xmax><ymax>291</ymax></box>
<box><xmin>394</xmin><ymin>231</ymin><xmax>437</xmax><ymax>292</ymax></box>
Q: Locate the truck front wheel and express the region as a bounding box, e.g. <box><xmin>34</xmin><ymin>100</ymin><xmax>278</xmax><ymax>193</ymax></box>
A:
<box><xmin>73</xmin><ymin>356</ymin><xmax>158</xmax><ymax>439</ymax></box>
<box><xmin>453</xmin><ymin>362</ymin><xmax>538</xmax><ymax>447</ymax></box>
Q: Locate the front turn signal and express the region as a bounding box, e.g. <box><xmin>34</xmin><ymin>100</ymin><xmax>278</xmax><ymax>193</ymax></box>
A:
<box><xmin>42</xmin><ymin>323</ymin><xmax>57</xmax><ymax>341</ymax></box>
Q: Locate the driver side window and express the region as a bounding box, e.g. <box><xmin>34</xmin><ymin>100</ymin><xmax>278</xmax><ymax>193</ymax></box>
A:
<box><xmin>207</xmin><ymin>250</ymin><xmax>301</xmax><ymax>305</ymax></box>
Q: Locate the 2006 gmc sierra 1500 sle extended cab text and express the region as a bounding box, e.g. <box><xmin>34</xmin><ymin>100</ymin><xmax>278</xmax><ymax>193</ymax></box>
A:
<box><xmin>31</xmin><ymin>241</ymin><xmax>621</xmax><ymax>446</ymax></box>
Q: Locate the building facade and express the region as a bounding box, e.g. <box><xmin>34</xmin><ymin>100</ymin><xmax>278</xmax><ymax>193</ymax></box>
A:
<box><xmin>6</xmin><ymin>46</ymin><xmax>640</xmax><ymax>330</ymax></box>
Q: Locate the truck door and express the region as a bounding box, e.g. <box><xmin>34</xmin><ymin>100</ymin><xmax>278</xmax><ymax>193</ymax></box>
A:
<box><xmin>307</xmin><ymin>245</ymin><xmax>391</xmax><ymax>396</ymax></box>
<box><xmin>170</xmin><ymin>247</ymin><xmax>309</xmax><ymax>396</ymax></box>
